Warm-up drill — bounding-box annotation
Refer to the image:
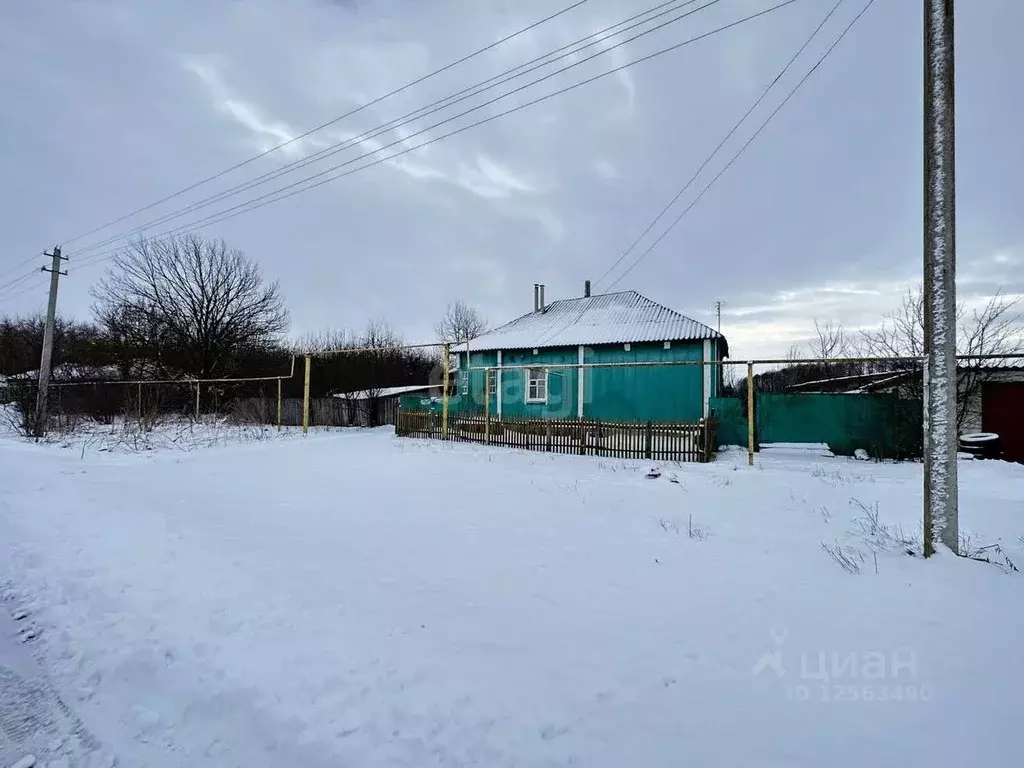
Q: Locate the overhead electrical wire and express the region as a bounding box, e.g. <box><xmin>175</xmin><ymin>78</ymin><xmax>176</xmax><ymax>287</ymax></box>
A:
<box><xmin>604</xmin><ymin>0</ymin><xmax>877</xmax><ymax>292</ymax></box>
<box><xmin>0</xmin><ymin>254</ymin><xmax>44</xmax><ymax>283</ymax></box>
<box><xmin>533</xmin><ymin>0</ymin><xmax>874</xmax><ymax>347</ymax></box>
<box><xmin>57</xmin><ymin>0</ymin><xmax>591</xmax><ymax>249</ymax></box>
<box><xmin>69</xmin><ymin>0</ymin><xmax>707</xmax><ymax>258</ymax></box>
<box><xmin>0</xmin><ymin>271</ymin><xmax>44</xmax><ymax>302</ymax></box>
<box><xmin>71</xmin><ymin>0</ymin><xmax>732</xmax><ymax>267</ymax></box>
<box><xmin>596</xmin><ymin>0</ymin><xmax>847</xmax><ymax>290</ymax></box>
<box><xmin>0</xmin><ymin>270</ymin><xmax>40</xmax><ymax>296</ymax></box>
<box><xmin>71</xmin><ymin>0</ymin><xmax>801</xmax><ymax>273</ymax></box>
<box><xmin>531</xmin><ymin>0</ymin><xmax>844</xmax><ymax>347</ymax></box>
<box><xmin>68</xmin><ymin>0</ymin><xmax>741</xmax><ymax>269</ymax></box>
<box><xmin>1</xmin><ymin>279</ymin><xmax>46</xmax><ymax>303</ymax></box>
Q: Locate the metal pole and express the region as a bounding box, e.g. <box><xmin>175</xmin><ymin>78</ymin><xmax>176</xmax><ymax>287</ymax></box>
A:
<box><xmin>441</xmin><ymin>343</ymin><xmax>451</xmax><ymax>439</ymax></box>
<box><xmin>277</xmin><ymin>378</ymin><xmax>283</xmax><ymax>431</ymax></box>
<box><xmin>195</xmin><ymin>381</ymin><xmax>201</xmax><ymax>421</ymax></box>
<box><xmin>746</xmin><ymin>362</ymin><xmax>755</xmax><ymax>467</ymax></box>
<box><xmin>33</xmin><ymin>246</ymin><xmax>66</xmax><ymax>437</ymax></box>
<box><xmin>923</xmin><ymin>0</ymin><xmax>958</xmax><ymax>556</ymax></box>
<box><xmin>484</xmin><ymin>368</ymin><xmax>491</xmax><ymax>444</ymax></box>
<box><xmin>302</xmin><ymin>354</ymin><xmax>311</xmax><ymax>435</ymax></box>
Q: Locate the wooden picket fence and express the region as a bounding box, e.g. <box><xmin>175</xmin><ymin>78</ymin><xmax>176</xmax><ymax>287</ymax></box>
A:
<box><xmin>396</xmin><ymin>411</ymin><xmax>717</xmax><ymax>463</ymax></box>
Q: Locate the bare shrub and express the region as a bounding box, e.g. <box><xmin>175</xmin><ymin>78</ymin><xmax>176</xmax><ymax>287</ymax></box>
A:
<box><xmin>848</xmin><ymin>499</ymin><xmax>918</xmax><ymax>555</ymax></box>
<box><xmin>958</xmin><ymin>534</ymin><xmax>1019</xmax><ymax>573</ymax></box>
<box><xmin>0</xmin><ymin>383</ymin><xmax>35</xmax><ymax>436</ymax></box>
<box><xmin>822</xmin><ymin>541</ymin><xmax>866</xmax><ymax>574</ymax></box>
<box><xmin>687</xmin><ymin>514</ymin><xmax>712</xmax><ymax>541</ymax></box>
<box><xmin>658</xmin><ymin>517</ymin><xmax>679</xmax><ymax>534</ymax></box>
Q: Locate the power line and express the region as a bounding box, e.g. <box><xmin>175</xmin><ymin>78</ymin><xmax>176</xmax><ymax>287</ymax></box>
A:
<box><xmin>58</xmin><ymin>0</ymin><xmax>591</xmax><ymax>248</ymax></box>
<box><xmin>596</xmin><ymin>0</ymin><xmax>847</xmax><ymax>290</ymax></box>
<box><xmin>604</xmin><ymin>0</ymin><xmax>877</xmax><ymax>292</ymax></box>
<box><xmin>533</xmin><ymin>0</ymin><xmax>850</xmax><ymax>347</ymax></box>
<box><xmin>71</xmin><ymin>0</ymin><xmax>729</xmax><ymax>267</ymax></box>
<box><xmin>70</xmin><ymin>0</ymin><xmax>710</xmax><ymax>259</ymax></box>
<box><xmin>0</xmin><ymin>270</ymin><xmax>40</xmax><ymax>299</ymax></box>
<box><xmin>72</xmin><ymin>0</ymin><xmax>799</xmax><ymax>273</ymax></box>
<box><xmin>0</xmin><ymin>274</ymin><xmax>46</xmax><ymax>304</ymax></box>
<box><xmin>0</xmin><ymin>254</ymin><xmax>44</xmax><ymax>283</ymax></box>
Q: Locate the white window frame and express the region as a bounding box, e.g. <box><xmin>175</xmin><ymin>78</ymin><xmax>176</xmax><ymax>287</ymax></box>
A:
<box><xmin>460</xmin><ymin>370</ymin><xmax>469</xmax><ymax>395</ymax></box>
<box><xmin>525</xmin><ymin>368</ymin><xmax>548</xmax><ymax>403</ymax></box>
<box><xmin>487</xmin><ymin>369</ymin><xmax>497</xmax><ymax>397</ymax></box>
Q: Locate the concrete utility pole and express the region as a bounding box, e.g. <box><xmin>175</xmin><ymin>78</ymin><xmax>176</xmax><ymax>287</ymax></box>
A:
<box><xmin>33</xmin><ymin>246</ymin><xmax>68</xmax><ymax>438</ymax></box>
<box><xmin>715</xmin><ymin>301</ymin><xmax>722</xmax><ymax>332</ymax></box>
<box><xmin>922</xmin><ymin>0</ymin><xmax>958</xmax><ymax>556</ymax></box>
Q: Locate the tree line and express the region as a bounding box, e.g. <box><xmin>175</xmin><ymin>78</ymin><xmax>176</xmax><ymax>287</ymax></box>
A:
<box><xmin>2</xmin><ymin>235</ymin><xmax>489</xmax><ymax>422</ymax></box>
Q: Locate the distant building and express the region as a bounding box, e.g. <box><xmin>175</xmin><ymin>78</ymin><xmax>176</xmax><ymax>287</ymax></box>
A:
<box><xmin>333</xmin><ymin>384</ymin><xmax>444</xmax><ymax>427</ymax></box>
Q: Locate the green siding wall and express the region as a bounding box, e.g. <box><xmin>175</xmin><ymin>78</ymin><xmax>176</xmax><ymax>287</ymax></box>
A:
<box><xmin>584</xmin><ymin>341</ymin><xmax>704</xmax><ymax>422</ymax></box>
<box><xmin>456</xmin><ymin>348</ymin><xmax>578</xmax><ymax>419</ymax></box>
<box><xmin>710</xmin><ymin>339</ymin><xmax>722</xmax><ymax>400</ymax></box>
<box><xmin>456</xmin><ymin>340</ymin><xmax>713</xmax><ymax>423</ymax></box>
<box><xmin>500</xmin><ymin>348</ymin><xmax>579</xmax><ymax>419</ymax></box>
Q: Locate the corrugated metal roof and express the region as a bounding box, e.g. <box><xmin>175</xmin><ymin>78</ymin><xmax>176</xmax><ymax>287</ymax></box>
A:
<box><xmin>468</xmin><ymin>291</ymin><xmax>727</xmax><ymax>352</ymax></box>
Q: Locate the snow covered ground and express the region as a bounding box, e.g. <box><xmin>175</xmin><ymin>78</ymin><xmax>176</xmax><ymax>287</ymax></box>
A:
<box><xmin>2</xmin><ymin>428</ymin><xmax>1022</xmax><ymax>766</ymax></box>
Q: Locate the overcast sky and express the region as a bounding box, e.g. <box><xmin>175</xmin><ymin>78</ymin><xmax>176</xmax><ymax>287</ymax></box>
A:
<box><xmin>2</xmin><ymin>0</ymin><xmax>1021</xmax><ymax>358</ymax></box>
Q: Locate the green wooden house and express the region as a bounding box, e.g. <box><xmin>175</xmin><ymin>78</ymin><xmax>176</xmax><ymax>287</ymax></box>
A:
<box><xmin>455</xmin><ymin>286</ymin><xmax>728</xmax><ymax>423</ymax></box>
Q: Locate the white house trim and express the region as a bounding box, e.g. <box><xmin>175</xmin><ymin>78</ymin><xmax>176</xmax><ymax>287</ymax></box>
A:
<box><xmin>702</xmin><ymin>339</ymin><xmax>712</xmax><ymax>417</ymax></box>
<box><xmin>525</xmin><ymin>368</ymin><xmax>548</xmax><ymax>404</ymax></box>
<box><xmin>577</xmin><ymin>345</ymin><xmax>585</xmax><ymax>418</ymax></box>
<box><xmin>496</xmin><ymin>350</ymin><xmax>503</xmax><ymax>417</ymax></box>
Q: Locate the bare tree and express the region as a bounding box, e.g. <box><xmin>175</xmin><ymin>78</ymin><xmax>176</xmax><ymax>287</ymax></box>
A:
<box><xmin>293</xmin><ymin>327</ymin><xmax>356</xmax><ymax>354</ymax></box>
<box><xmin>362</xmin><ymin>318</ymin><xmax>401</xmax><ymax>350</ymax></box>
<box><xmin>297</xmin><ymin>321</ymin><xmax>413</xmax><ymax>426</ymax></box>
<box><xmin>92</xmin><ymin>235</ymin><xmax>289</xmax><ymax>378</ymax></box>
<box><xmin>861</xmin><ymin>285</ymin><xmax>1023</xmax><ymax>431</ymax></box>
<box><xmin>859</xmin><ymin>289</ymin><xmax>926</xmax><ymax>359</ymax></box>
<box><xmin>811</xmin><ymin>319</ymin><xmax>849</xmax><ymax>359</ymax></box>
<box><xmin>435</xmin><ymin>301</ymin><xmax>487</xmax><ymax>345</ymax></box>
<box><xmin>359</xmin><ymin>319</ymin><xmax>401</xmax><ymax>426</ymax></box>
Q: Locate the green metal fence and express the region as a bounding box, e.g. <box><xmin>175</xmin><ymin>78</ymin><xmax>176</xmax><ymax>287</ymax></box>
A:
<box><xmin>708</xmin><ymin>397</ymin><xmax>747</xmax><ymax>449</ymax></box>
<box><xmin>710</xmin><ymin>393</ymin><xmax>922</xmax><ymax>459</ymax></box>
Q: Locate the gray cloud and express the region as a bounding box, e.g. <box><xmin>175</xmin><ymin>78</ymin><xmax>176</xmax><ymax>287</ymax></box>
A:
<box><xmin>2</xmin><ymin>0</ymin><xmax>1021</xmax><ymax>357</ymax></box>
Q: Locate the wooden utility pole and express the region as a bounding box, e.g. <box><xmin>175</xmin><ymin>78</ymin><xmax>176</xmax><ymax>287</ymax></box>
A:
<box><xmin>923</xmin><ymin>0</ymin><xmax>958</xmax><ymax>556</ymax></box>
<box><xmin>746</xmin><ymin>362</ymin><xmax>755</xmax><ymax>467</ymax></box>
<box><xmin>33</xmin><ymin>246</ymin><xmax>67</xmax><ymax>438</ymax></box>
<box><xmin>302</xmin><ymin>354</ymin><xmax>312</xmax><ymax>435</ymax></box>
<box><xmin>441</xmin><ymin>343</ymin><xmax>451</xmax><ymax>439</ymax></box>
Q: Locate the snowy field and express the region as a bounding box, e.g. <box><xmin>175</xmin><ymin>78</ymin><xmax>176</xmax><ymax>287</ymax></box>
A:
<box><xmin>2</xmin><ymin>427</ymin><xmax>1023</xmax><ymax>767</ymax></box>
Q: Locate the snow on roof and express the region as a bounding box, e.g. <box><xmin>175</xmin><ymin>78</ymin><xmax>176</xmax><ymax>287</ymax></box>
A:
<box><xmin>332</xmin><ymin>384</ymin><xmax>438</xmax><ymax>400</ymax></box>
<box><xmin>468</xmin><ymin>291</ymin><xmax>726</xmax><ymax>352</ymax></box>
